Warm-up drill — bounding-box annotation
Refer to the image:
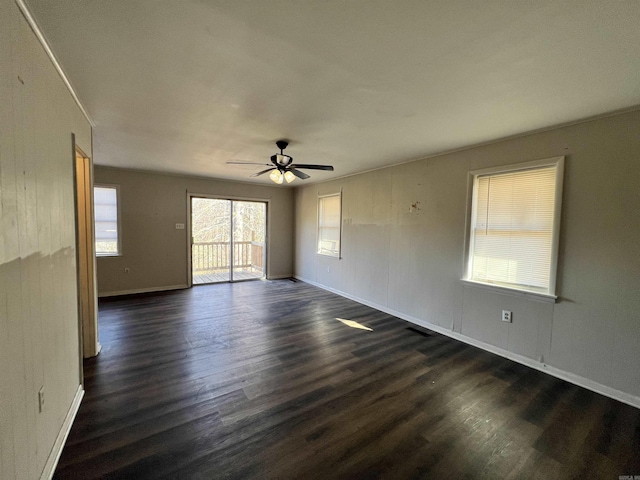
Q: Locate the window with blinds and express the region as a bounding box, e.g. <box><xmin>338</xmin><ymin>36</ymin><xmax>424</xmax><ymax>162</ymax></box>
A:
<box><xmin>466</xmin><ymin>157</ymin><xmax>564</xmax><ymax>296</ymax></box>
<box><xmin>317</xmin><ymin>193</ymin><xmax>341</xmax><ymax>257</ymax></box>
<box><xmin>94</xmin><ymin>185</ymin><xmax>120</xmax><ymax>256</ymax></box>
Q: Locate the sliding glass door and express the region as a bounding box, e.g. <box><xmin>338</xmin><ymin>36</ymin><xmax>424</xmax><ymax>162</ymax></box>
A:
<box><xmin>232</xmin><ymin>201</ymin><xmax>266</xmax><ymax>281</ymax></box>
<box><xmin>191</xmin><ymin>197</ymin><xmax>266</xmax><ymax>284</ymax></box>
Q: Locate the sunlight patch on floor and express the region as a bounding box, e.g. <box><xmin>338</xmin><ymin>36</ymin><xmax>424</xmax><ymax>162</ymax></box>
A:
<box><xmin>336</xmin><ymin>318</ymin><xmax>373</xmax><ymax>331</ymax></box>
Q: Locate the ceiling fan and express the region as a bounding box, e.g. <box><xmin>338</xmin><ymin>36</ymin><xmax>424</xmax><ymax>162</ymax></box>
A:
<box><xmin>227</xmin><ymin>140</ymin><xmax>334</xmax><ymax>184</ymax></box>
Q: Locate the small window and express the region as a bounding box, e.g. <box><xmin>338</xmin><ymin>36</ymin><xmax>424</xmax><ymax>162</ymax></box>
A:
<box><xmin>465</xmin><ymin>157</ymin><xmax>564</xmax><ymax>297</ymax></box>
<box><xmin>317</xmin><ymin>193</ymin><xmax>341</xmax><ymax>257</ymax></box>
<box><xmin>94</xmin><ymin>185</ymin><xmax>120</xmax><ymax>256</ymax></box>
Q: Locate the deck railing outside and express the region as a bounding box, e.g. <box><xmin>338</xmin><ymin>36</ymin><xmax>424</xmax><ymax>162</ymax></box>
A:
<box><xmin>192</xmin><ymin>241</ymin><xmax>264</xmax><ymax>273</ymax></box>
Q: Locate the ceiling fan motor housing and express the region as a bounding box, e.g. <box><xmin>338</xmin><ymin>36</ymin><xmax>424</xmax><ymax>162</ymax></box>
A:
<box><xmin>273</xmin><ymin>140</ymin><xmax>293</xmax><ymax>168</ymax></box>
<box><xmin>271</xmin><ymin>153</ymin><xmax>293</xmax><ymax>167</ymax></box>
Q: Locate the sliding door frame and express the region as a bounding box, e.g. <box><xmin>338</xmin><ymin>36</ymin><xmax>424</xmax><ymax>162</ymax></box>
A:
<box><xmin>186</xmin><ymin>192</ymin><xmax>270</xmax><ymax>287</ymax></box>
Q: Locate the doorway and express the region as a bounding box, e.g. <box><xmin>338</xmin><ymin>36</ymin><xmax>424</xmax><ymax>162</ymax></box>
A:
<box><xmin>190</xmin><ymin>197</ymin><xmax>267</xmax><ymax>284</ymax></box>
<box><xmin>73</xmin><ymin>139</ymin><xmax>100</xmax><ymax>359</ymax></box>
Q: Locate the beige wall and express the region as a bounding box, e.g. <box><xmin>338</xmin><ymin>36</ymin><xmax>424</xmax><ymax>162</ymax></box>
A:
<box><xmin>295</xmin><ymin>109</ymin><xmax>640</xmax><ymax>405</ymax></box>
<box><xmin>94</xmin><ymin>166</ymin><xmax>294</xmax><ymax>296</ymax></box>
<box><xmin>0</xmin><ymin>0</ymin><xmax>92</xmax><ymax>478</ymax></box>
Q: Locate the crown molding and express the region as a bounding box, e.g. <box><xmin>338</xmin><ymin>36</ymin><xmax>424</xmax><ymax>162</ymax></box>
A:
<box><xmin>15</xmin><ymin>0</ymin><xmax>95</xmax><ymax>127</ymax></box>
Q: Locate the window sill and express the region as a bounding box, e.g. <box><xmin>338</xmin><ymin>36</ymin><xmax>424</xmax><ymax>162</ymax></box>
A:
<box><xmin>461</xmin><ymin>279</ymin><xmax>557</xmax><ymax>303</ymax></box>
<box><xmin>317</xmin><ymin>253</ymin><xmax>341</xmax><ymax>259</ymax></box>
<box><xmin>96</xmin><ymin>253</ymin><xmax>121</xmax><ymax>258</ymax></box>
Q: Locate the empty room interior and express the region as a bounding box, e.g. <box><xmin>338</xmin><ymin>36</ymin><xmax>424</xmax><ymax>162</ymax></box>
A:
<box><xmin>2</xmin><ymin>0</ymin><xmax>640</xmax><ymax>479</ymax></box>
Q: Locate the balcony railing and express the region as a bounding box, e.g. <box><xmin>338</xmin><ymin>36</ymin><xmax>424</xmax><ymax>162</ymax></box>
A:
<box><xmin>192</xmin><ymin>241</ymin><xmax>264</xmax><ymax>276</ymax></box>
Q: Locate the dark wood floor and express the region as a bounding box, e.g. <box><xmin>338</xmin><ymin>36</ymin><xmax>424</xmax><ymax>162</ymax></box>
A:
<box><xmin>55</xmin><ymin>280</ymin><xmax>640</xmax><ymax>479</ymax></box>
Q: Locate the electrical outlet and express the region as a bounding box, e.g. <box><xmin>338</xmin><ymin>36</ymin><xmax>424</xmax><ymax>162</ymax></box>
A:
<box><xmin>502</xmin><ymin>310</ymin><xmax>512</xmax><ymax>323</ymax></box>
<box><xmin>124</xmin><ymin>267</ymin><xmax>130</xmax><ymax>274</ymax></box>
<box><xmin>175</xmin><ymin>223</ymin><xmax>185</xmax><ymax>230</ymax></box>
<box><xmin>38</xmin><ymin>387</ymin><xmax>45</xmax><ymax>413</ymax></box>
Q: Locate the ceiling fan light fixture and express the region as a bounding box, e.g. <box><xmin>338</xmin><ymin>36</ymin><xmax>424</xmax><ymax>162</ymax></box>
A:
<box><xmin>269</xmin><ymin>169</ymin><xmax>284</xmax><ymax>184</ymax></box>
<box><xmin>229</xmin><ymin>140</ymin><xmax>333</xmax><ymax>183</ymax></box>
<box><xmin>284</xmin><ymin>170</ymin><xmax>296</xmax><ymax>183</ymax></box>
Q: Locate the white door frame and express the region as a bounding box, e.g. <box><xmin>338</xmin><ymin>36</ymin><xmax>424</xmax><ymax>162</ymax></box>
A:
<box><xmin>72</xmin><ymin>135</ymin><xmax>101</xmax><ymax>361</ymax></box>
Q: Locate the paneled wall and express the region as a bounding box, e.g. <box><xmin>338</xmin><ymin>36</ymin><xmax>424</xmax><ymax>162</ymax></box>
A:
<box><xmin>94</xmin><ymin>166</ymin><xmax>294</xmax><ymax>296</ymax></box>
<box><xmin>295</xmin><ymin>110</ymin><xmax>640</xmax><ymax>405</ymax></box>
<box><xmin>0</xmin><ymin>0</ymin><xmax>92</xmax><ymax>478</ymax></box>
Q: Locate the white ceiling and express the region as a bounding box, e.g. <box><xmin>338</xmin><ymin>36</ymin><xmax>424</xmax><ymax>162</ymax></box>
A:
<box><xmin>27</xmin><ymin>0</ymin><xmax>640</xmax><ymax>185</ymax></box>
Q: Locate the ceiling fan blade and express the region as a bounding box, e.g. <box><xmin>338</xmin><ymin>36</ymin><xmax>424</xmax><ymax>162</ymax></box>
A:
<box><xmin>290</xmin><ymin>168</ymin><xmax>310</xmax><ymax>180</ymax></box>
<box><xmin>291</xmin><ymin>164</ymin><xmax>334</xmax><ymax>171</ymax></box>
<box><xmin>250</xmin><ymin>168</ymin><xmax>275</xmax><ymax>177</ymax></box>
<box><xmin>227</xmin><ymin>161</ymin><xmax>273</xmax><ymax>166</ymax></box>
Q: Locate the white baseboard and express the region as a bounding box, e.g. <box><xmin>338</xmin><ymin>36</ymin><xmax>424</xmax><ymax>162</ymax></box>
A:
<box><xmin>40</xmin><ymin>385</ymin><xmax>84</xmax><ymax>480</ymax></box>
<box><xmin>295</xmin><ymin>276</ymin><xmax>640</xmax><ymax>410</ymax></box>
<box><xmin>98</xmin><ymin>284</ymin><xmax>189</xmax><ymax>298</ymax></box>
<box><xmin>267</xmin><ymin>274</ymin><xmax>294</xmax><ymax>280</ymax></box>
<box><xmin>99</xmin><ymin>279</ymin><xmax>296</xmax><ymax>297</ymax></box>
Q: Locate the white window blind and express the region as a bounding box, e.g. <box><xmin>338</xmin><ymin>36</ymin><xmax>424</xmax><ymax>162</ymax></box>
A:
<box><xmin>94</xmin><ymin>186</ymin><xmax>119</xmax><ymax>255</ymax></box>
<box><xmin>318</xmin><ymin>194</ymin><xmax>341</xmax><ymax>257</ymax></box>
<box><xmin>468</xmin><ymin>160</ymin><xmax>562</xmax><ymax>295</ymax></box>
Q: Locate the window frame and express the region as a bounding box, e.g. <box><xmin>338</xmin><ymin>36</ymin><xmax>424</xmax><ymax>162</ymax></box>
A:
<box><xmin>94</xmin><ymin>183</ymin><xmax>122</xmax><ymax>257</ymax></box>
<box><xmin>462</xmin><ymin>156</ymin><xmax>564</xmax><ymax>301</ymax></box>
<box><xmin>317</xmin><ymin>191</ymin><xmax>342</xmax><ymax>259</ymax></box>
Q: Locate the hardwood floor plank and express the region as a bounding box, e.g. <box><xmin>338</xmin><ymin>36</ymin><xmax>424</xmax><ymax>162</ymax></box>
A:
<box><xmin>54</xmin><ymin>280</ymin><xmax>640</xmax><ymax>479</ymax></box>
